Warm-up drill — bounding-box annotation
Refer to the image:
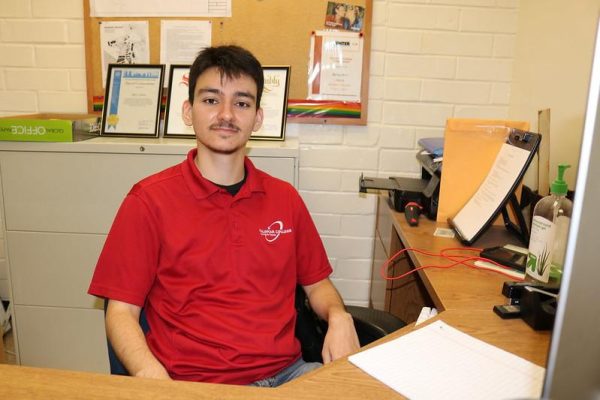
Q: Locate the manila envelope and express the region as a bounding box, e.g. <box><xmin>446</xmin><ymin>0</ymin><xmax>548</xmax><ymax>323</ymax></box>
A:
<box><xmin>437</xmin><ymin>118</ymin><xmax>530</xmax><ymax>224</ymax></box>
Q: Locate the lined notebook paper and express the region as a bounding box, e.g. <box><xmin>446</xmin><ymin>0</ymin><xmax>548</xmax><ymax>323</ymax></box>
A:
<box><xmin>348</xmin><ymin>320</ymin><xmax>545</xmax><ymax>400</ymax></box>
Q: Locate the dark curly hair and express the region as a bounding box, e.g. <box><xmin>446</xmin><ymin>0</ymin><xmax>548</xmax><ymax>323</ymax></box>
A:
<box><xmin>187</xmin><ymin>45</ymin><xmax>264</xmax><ymax>108</ymax></box>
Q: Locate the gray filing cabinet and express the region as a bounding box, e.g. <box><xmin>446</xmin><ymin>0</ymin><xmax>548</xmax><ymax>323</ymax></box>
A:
<box><xmin>0</xmin><ymin>137</ymin><xmax>298</xmax><ymax>373</ymax></box>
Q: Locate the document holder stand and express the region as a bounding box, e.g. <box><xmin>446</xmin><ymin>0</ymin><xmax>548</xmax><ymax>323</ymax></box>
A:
<box><xmin>499</xmin><ymin>191</ymin><xmax>530</xmax><ymax>246</ymax></box>
<box><xmin>448</xmin><ymin>129</ymin><xmax>541</xmax><ymax>246</ymax></box>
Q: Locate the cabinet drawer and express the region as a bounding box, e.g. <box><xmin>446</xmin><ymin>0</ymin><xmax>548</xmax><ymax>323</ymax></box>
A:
<box><xmin>249</xmin><ymin>156</ymin><xmax>296</xmax><ymax>187</ymax></box>
<box><xmin>15</xmin><ymin>305</ymin><xmax>109</xmax><ymax>373</ymax></box>
<box><xmin>8</xmin><ymin>231</ymin><xmax>104</xmax><ymax>309</ymax></box>
<box><xmin>0</xmin><ymin>152</ymin><xmax>184</xmax><ymax>233</ymax></box>
<box><xmin>0</xmin><ymin>152</ymin><xmax>296</xmax><ymax>234</ymax></box>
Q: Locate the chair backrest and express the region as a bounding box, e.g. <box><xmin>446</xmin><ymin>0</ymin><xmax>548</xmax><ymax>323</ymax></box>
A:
<box><xmin>294</xmin><ymin>285</ymin><xmax>327</xmax><ymax>362</ymax></box>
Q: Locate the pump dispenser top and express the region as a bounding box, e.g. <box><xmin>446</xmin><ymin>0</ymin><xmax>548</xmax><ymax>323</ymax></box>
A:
<box><xmin>551</xmin><ymin>164</ymin><xmax>570</xmax><ymax>196</ymax></box>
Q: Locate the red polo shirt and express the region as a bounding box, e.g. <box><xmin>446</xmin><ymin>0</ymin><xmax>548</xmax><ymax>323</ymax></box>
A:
<box><xmin>88</xmin><ymin>149</ymin><xmax>332</xmax><ymax>384</ymax></box>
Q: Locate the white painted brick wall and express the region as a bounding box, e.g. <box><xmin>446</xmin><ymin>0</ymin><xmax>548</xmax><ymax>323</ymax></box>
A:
<box><xmin>32</xmin><ymin>0</ymin><xmax>83</xmax><ymax>18</ymax></box>
<box><xmin>343</xmin><ymin>125</ymin><xmax>379</xmax><ymax>146</ymax></box>
<box><xmin>5</xmin><ymin>69</ymin><xmax>70</xmax><ymax>90</ymax></box>
<box><xmin>370</xmin><ymin>51</ymin><xmax>386</xmax><ymax>76</ymax></box>
<box><xmin>460</xmin><ymin>8</ymin><xmax>518</xmax><ymax>33</ymax></box>
<box><xmin>383</xmin><ymin>102</ymin><xmax>453</xmax><ymax>125</ymax></box>
<box><xmin>0</xmin><ymin>2</ymin><xmax>32</xmax><ymax>17</ymax></box>
<box><xmin>493</xmin><ymin>34</ymin><xmax>516</xmax><ymax>57</ymax></box>
<box><xmin>421</xmin><ymin>79</ymin><xmax>491</xmax><ymax>104</ymax></box>
<box><xmin>312</xmin><ymin>214</ymin><xmax>341</xmax><ymax>236</ymax></box>
<box><xmin>386</xmin><ymin>54</ymin><xmax>456</xmax><ymax>78</ymax></box>
<box><xmin>341</xmin><ymin>172</ymin><xmax>373</xmax><ymax>192</ymax></box>
<box><xmin>379</xmin><ymin>126</ymin><xmax>416</xmax><ymax>148</ymax></box>
<box><xmin>340</xmin><ymin>215</ymin><xmax>376</xmax><ymax>237</ymax></box>
<box><xmin>35</xmin><ymin>45</ymin><xmax>86</xmax><ymax>68</ymax></box>
<box><xmin>300</xmin><ymin>191</ymin><xmax>377</xmax><ymax>215</ymax></box>
<box><xmin>388</xmin><ymin>5</ymin><xmax>460</xmax><ymax>30</ymax></box>
<box><xmin>0</xmin><ymin>45</ymin><xmax>35</xmax><ymax>66</ymax></box>
<box><xmin>422</xmin><ymin>32</ymin><xmax>494</xmax><ymax>56</ymax></box>
<box><xmin>384</xmin><ymin>78</ymin><xmax>421</xmax><ymax>101</ymax></box>
<box><xmin>0</xmin><ymin>0</ymin><xmax>522</xmax><ymax>305</ymax></box>
<box><xmin>299</xmin><ymin>146</ymin><xmax>379</xmax><ymax>170</ymax></box>
<box><xmin>457</xmin><ymin>57</ymin><xmax>513</xmax><ymax>81</ymax></box>
<box><xmin>0</xmin><ymin>0</ymin><xmax>85</xmax><ymax>117</ymax></box>
<box><xmin>491</xmin><ymin>82</ymin><xmax>511</xmax><ymax>105</ymax></box>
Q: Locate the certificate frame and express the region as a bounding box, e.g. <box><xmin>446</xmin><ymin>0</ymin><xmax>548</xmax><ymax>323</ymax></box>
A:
<box><xmin>164</xmin><ymin>64</ymin><xmax>195</xmax><ymax>138</ymax></box>
<box><xmin>251</xmin><ymin>66</ymin><xmax>290</xmax><ymax>141</ymax></box>
<box><xmin>101</xmin><ymin>64</ymin><xmax>164</xmax><ymax>138</ymax></box>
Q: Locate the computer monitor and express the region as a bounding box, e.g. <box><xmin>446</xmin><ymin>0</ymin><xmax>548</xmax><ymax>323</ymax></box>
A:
<box><xmin>542</xmin><ymin>17</ymin><xmax>600</xmax><ymax>400</ymax></box>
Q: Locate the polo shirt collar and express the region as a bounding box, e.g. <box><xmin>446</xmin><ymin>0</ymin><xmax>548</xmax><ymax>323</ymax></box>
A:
<box><xmin>181</xmin><ymin>148</ymin><xmax>265</xmax><ymax>200</ymax></box>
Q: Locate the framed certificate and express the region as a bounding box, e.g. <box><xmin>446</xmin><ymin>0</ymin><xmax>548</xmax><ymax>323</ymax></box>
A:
<box><xmin>164</xmin><ymin>64</ymin><xmax>195</xmax><ymax>138</ymax></box>
<box><xmin>101</xmin><ymin>64</ymin><xmax>164</xmax><ymax>137</ymax></box>
<box><xmin>251</xmin><ymin>66</ymin><xmax>290</xmax><ymax>141</ymax></box>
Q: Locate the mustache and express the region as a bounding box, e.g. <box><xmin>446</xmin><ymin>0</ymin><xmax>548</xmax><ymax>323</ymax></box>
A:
<box><xmin>210</xmin><ymin>122</ymin><xmax>240</xmax><ymax>131</ymax></box>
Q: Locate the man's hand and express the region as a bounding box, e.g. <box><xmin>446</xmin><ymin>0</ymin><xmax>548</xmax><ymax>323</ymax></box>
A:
<box><xmin>321</xmin><ymin>310</ymin><xmax>360</xmax><ymax>363</ymax></box>
<box><xmin>303</xmin><ymin>279</ymin><xmax>361</xmax><ymax>363</ymax></box>
<box><xmin>133</xmin><ymin>364</ymin><xmax>172</xmax><ymax>380</ymax></box>
<box><xmin>106</xmin><ymin>299</ymin><xmax>172</xmax><ymax>380</ymax></box>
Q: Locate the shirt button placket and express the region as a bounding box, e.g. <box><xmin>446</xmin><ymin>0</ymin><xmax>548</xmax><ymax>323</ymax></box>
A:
<box><xmin>230</xmin><ymin>208</ymin><xmax>243</xmax><ymax>245</ymax></box>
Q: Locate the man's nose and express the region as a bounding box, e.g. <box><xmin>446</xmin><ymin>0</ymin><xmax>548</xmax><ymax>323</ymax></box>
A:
<box><xmin>217</xmin><ymin>100</ymin><xmax>234</xmax><ymax>121</ymax></box>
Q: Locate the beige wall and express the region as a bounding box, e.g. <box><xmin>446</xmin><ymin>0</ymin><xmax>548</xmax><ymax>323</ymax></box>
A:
<box><xmin>509</xmin><ymin>0</ymin><xmax>600</xmax><ymax>188</ymax></box>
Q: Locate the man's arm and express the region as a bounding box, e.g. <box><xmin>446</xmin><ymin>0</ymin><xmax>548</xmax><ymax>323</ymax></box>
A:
<box><xmin>106</xmin><ymin>299</ymin><xmax>171</xmax><ymax>380</ymax></box>
<box><xmin>302</xmin><ymin>278</ymin><xmax>360</xmax><ymax>363</ymax></box>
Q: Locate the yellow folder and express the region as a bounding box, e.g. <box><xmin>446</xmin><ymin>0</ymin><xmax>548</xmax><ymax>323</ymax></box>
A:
<box><xmin>437</xmin><ymin>118</ymin><xmax>530</xmax><ymax>224</ymax></box>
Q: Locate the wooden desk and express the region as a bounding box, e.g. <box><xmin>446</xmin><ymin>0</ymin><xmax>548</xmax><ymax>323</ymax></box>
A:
<box><xmin>0</xmin><ymin>330</ymin><xmax>4</xmax><ymax>364</ymax></box>
<box><xmin>0</xmin><ymin>195</ymin><xmax>550</xmax><ymax>399</ymax></box>
<box><xmin>370</xmin><ymin>195</ymin><xmax>550</xmax><ymax>364</ymax></box>
<box><xmin>0</xmin><ymin>307</ymin><xmax>549</xmax><ymax>400</ymax></box>
<box><xmin>372</xmin><ymin>195</ymin><xmax>536</xmax><ymax>317</ymax></box>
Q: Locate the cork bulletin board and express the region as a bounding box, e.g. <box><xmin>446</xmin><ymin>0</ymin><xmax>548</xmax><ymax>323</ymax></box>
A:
<box><xmin>83</xmin><ymin>0</ymin><xmax>372</xmax><ymax>125</ymax></box>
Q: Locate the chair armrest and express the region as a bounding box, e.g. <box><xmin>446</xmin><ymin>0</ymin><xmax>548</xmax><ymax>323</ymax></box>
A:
<box><xmin>346</xmin><ymin>305</ymin><xmax>406</xmax><ymax>346</ymax></box>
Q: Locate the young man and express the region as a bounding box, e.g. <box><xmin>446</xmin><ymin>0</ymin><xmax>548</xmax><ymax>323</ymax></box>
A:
<box><xmin>88</xmin><ymin>45</ymin><xmax>359</xmax><ymax>387</ymax></box>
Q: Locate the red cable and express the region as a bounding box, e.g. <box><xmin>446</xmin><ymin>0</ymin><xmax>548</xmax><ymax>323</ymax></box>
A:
<box><xmin>381</xmin><ymin>246</ymin><xmax>525</xmax><ymax>282</ymax></box>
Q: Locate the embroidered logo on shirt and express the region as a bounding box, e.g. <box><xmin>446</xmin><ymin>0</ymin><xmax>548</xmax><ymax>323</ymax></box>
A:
<box><xmin>259</xmin><ymin>220</ymin><xmax>292</xmax><ymax>243</ymax></box>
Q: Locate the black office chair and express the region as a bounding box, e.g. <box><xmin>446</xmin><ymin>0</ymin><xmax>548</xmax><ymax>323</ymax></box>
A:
<box><xmin>104</xmin><ymin>287</ymin><xmax>405</xmax><ymax>374</ymax></box>
<box><xmin>293</xmin><ymin>285</ymin><xmax>406</xmax><ymax>362</ymax></box>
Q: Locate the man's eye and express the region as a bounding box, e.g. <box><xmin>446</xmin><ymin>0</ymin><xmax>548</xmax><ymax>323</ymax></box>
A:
<box><xmin>202</xmin><ymin>98</ymin><xmax>218</xmax><ymax>105</ymax></box>
<box><xmin>236</xmin><ymin>102</ymin><xmax>251</xmax><ymax>108</ymax></box>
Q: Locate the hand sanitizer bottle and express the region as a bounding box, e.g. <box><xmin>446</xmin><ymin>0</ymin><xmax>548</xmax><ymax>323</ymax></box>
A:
<box><xmin>526</xmin><ymin>164</ymin><xmax>573</xmax><ymax>283</ymax></box>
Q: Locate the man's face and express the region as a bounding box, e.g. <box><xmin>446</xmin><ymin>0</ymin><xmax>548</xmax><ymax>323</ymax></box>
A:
<box><xmin>182</xmin><ymin>67</ymin><xmax>263</xmax><ymax>155</ymax></box>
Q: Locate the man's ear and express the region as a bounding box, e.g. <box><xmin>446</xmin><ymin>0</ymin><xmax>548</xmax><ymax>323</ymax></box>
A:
<box><xmin>182</xmin><ymin>99</ymin><xmax>193</xmax><ymax>126</ymax></box>
<box><xmin>253</xmin><ymin>107</ymin><xmax>264</xmax><ymax>132</ymax></box>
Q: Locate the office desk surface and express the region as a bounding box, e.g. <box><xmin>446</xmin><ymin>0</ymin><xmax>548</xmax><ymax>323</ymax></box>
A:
<box><xmin>0</xmin><ymin>308</ymin><xmax>548</xmax><ymax>399</ymax></box>
<box><xmin>0</xmin><ymin>200</ymin><xmax>551</xmax><ymax>399</ymax></box>
<box><xmin>387</xmin><ymin>206</ymin><xmax>528</xmax><ymax>313</ymax></box>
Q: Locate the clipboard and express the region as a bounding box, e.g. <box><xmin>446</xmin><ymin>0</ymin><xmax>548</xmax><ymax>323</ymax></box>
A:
<box><xmin>448</xmin><ymin>128</ymin><xmax>541</xmax><ymax>246</ymax></box>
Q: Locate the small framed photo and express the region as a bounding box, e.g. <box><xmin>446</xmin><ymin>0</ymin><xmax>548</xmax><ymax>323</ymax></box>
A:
<box><xmin>164</xmin><ymin>64</ymin><xmax>195</xmax><ymax>138</ymax></box>
<box><xmin>251</xmin><ymin>66</ymin><xmax>290</xmax><ymax>141</ymax></box>
<box><xmin>101</xmin><ymin>64</ymin><xmax>165</xmax><ymax>138</ymax></box>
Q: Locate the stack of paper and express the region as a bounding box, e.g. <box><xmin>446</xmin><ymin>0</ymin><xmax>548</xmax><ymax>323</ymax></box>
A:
<box><xmin>348</xmin><ymin>320</ymin><xmax>545</xmax><ymax>400</ymax></box>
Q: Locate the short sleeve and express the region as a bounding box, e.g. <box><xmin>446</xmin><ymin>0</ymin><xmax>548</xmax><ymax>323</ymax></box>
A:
<box><xmin>293</xmin><ymin>192</ymin><xmax>333</xmax><ymax>286</ymax></box>
<box><xmin>88</xmin><ymin>193</ymin><xmax>161</xmax><ymax>306</ymax></box>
